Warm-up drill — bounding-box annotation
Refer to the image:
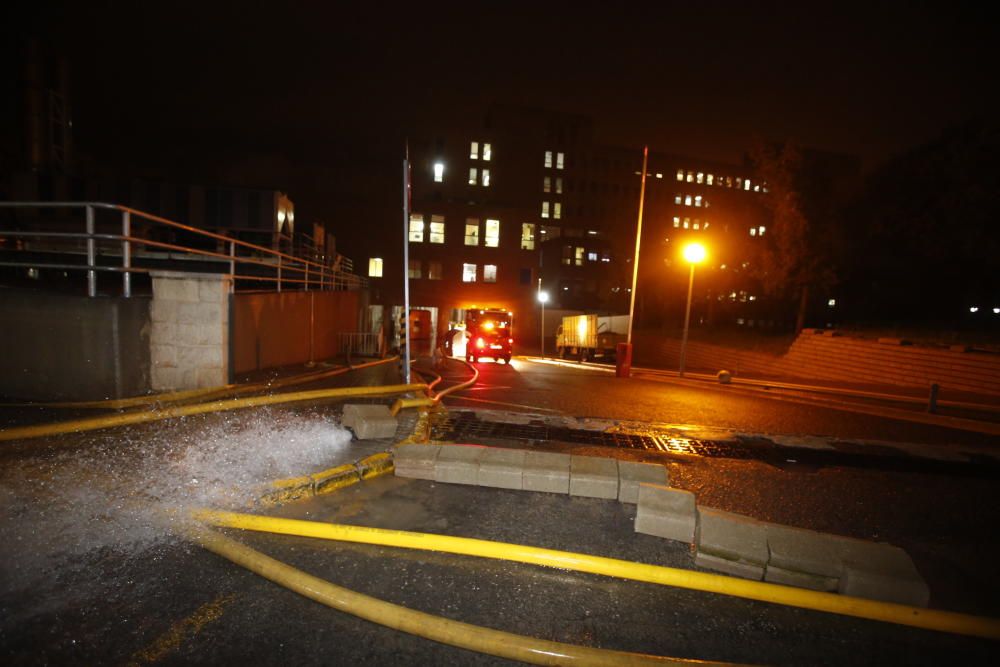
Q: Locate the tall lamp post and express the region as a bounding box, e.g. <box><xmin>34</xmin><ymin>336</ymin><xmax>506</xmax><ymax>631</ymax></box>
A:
<box><xmin>538</xmin><ymin>290</ymin><xmax>549</xmax><ymax>358</ymax></box>
<box><xmin>679</xmin><ymin>242</ymin><xmax>706</xmax><ymax>377</ymax></box>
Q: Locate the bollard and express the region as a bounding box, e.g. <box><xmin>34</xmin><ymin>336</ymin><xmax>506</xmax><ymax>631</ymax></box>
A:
<box><xmin>615</xmin><ymin>342</ymin><xmax>632</xmax><ymax>378</ymax></box>
<box><xmin>927</xmin><ymin>382</ymin><xmax>939</xmax><ymax>413</ymax></box>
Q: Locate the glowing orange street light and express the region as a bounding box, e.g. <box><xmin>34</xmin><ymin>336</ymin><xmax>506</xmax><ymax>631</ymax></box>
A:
<box><xmin>679</xmin><ymin>242</ymin><xmax>707</xmax><ymax>377</ymax></box>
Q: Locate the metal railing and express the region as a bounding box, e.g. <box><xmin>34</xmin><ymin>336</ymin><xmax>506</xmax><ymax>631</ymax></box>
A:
<box><xmin>338</xmin><ymin>332</ymin><xmax>380</xmax><ymax>357</ymax></box>
<box><xmin>0</xmin><ymin>201</ymin><xmax>367</xmax><ymax>297</ymax></box>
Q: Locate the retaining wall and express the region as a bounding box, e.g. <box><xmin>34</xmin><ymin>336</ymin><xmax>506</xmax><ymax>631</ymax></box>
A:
<box><xmin>633</xmin><ymin>330</ymin><xmax>1000</xmax><ymax>396</ymax></box>
<box><xmin>0</xmin><ymin>288</ymin><xmax>151</xmax><ymax>401</ymax></box>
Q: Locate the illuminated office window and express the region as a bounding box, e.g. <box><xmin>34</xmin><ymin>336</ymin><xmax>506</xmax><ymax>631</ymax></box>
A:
<box><xmin>521</xmin><ymin>223</ymin><xmax>536</xmax><ymax>250</ymax></box>
<box><xmin>542</xmin><ymin>201</ymin><xmax>550</xmax><ymax>219</ymax></box>
<box><xmin>484</xmin><ymin>264</ymin><xmax>497</xmax><ymax>283</ymax></box>
<box><xmin>462</xmin><ymin>263</ymin><xmax>477</xmax><ymax>282</ymax></box>
<box><xmin>470</xmin><ymin>142</ymin><xmax>479</xmax><ymax>159</ymax></box>
<box><xmin>482</xmin><ymin>169</ymin><xmax>491</xmax><ymax>187</ymax></box>
<box><xmin>544</xmin><ymin>151</ymin><xmax>553</xmax><ymax>168</ymax></box>
<box><xmin>696</xmin><ymin>172</ymin><xmax>704</xmax><ymax>184</ymax></box>
<box><xmin>556</xmin><ymin>152</ymin><xmax>564</xmax><ymax>169</ymax></box>
<box><xmin>707</xmin><ymin>174</ymin><xmax>714</xmax><ymax>185</ymax></box>
<box><xmin>485</xmin><ymin>219</ymin><xmax>500</xmax><ymax>247</ymax></box>
<box><xmin>465</xmin><ymin>218</ymin><xmax>479</xmax><ymax>245</ymax></box>
<box><xmin>433</xmin><ymin>162</ymin><xmax>444</xmax><ymax>183</ymax></box>
<box><xmin>469</xmin><ymin>168</ymin><xmax>478</xmax><ymax>185</ymax></box>
<box><xmin>575</xmin><ymin>246</ymin><xmax>584</xmax><ymax>266</ymax></box>
<box><xmin>673</xmin><ymin>216</ymin><xmax>680</xmax><ymax>228</ymax></box>
<box><xmin>368</xmin><ymin>257</ymin><xmax>383</xmax><ymax>277</ymax></box>
<box><xmin>553</xmin><ymin>202</ymin><xmax>562</xmax><ymax>219</ymax></box>
<box><xmin>429</xmin><ymin>215</ymin><xmax>445</xmax><ymax>243</ymax></box>
<box><xmin>676</xmin><ymin>169</ymin><xmax>684</xmax><ymax>181</ymax></box>
<box><xmin>482</xmin><ymin>143</ymin><xmax>491</xmax><ymax>161</ymax></box>
<box><xmin>408</xmin><ymin>214</ymin><xmax>424</xmax><ymax>242</ymax></box>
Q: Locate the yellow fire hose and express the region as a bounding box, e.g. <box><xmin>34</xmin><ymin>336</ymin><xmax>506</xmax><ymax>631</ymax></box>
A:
<box><xmin>186</xmin><ymin>524</ymin><xmax>740</xmax><ymax>666</ymax></box>
<box><xmin>0</xmin><ymin>383</ymin><xmax>427</xmax><ymax>442</ymax></box>
<box><xmin>193</xmin><ymin>509</ymin><xmax>1000</xmax><ymax>641</ymax></box>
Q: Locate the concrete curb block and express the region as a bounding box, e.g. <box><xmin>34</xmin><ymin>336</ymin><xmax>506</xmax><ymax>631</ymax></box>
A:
<box><xmin>618</xmin><ymin>460</ymin><xmax>668</xmax><ymax>503</ymax></box>
<box><xmin>634</xmin><ymin>484</ymin><xmax>697</xmax><ymax>543</ymax></box>
<box><xmin>569</xmin><ymin>455</ymin><xmax>619</xmax><ymax>499</ymax></box>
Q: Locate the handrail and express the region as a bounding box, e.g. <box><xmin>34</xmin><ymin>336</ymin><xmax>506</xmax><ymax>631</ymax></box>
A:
<box><xmin>0</xmin><ymin>201</ymin><xmax>366</xmax><ymax>296</ymax></box>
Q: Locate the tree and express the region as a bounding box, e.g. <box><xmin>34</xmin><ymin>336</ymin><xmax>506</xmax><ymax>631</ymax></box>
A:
<box><xmin>748</xmin><ymin>141</ymin><xmax>842</xmax><ymax>333</ymax></box>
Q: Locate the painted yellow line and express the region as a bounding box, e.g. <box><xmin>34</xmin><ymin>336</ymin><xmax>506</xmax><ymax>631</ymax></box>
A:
<box><xmin>126</xmin><ymin>593</ymin><xmax>234</xmax><ymax>666</ymax></box>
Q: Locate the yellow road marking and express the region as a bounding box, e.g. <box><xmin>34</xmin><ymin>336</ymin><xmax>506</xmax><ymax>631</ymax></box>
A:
<box><xmin>127</xmin><ymin>593</ymin><xmax>234</xmax><ymax>666</ymax></box>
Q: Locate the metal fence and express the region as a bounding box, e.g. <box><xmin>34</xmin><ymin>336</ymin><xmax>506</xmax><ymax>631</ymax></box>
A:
<box><xmin>338</xmin><ymin>332</ymin><xmax>380</xmax><ymax>357</ymax></box>
<box><xmin>0</xmin><ymin>201</ymin><xmax>367</xmax><ymax>297</ymax></box>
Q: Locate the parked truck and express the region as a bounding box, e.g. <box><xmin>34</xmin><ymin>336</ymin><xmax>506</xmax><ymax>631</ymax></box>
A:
<box><xmin>555</xmin><ymin>314</ymin><xmax>629</xmax><ymax>361</ymax></box>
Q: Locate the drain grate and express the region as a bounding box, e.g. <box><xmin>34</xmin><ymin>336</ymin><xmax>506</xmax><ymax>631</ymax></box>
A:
<box><xmin>429</xmin><ymin>411</ymin><xmax>1000</xmax><ymax>478</ymax></box>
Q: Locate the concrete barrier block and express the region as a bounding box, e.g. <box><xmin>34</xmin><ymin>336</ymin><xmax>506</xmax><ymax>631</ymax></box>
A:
<box><xmin>342</xmin><ymin>404</ymin><xmax>392</xmax><ymax>429</ymax></box>
<box><xmin>765</xmin><ymin>523</ymin><xmax>844</xmax><ymax>578</ymax></box>
<box><xmin>837</xmin><ymin>541</ymin><xmax>930</xmax><ymax>607</ymax></box>
<box><xmin>478</xmin><ymin>447</ymin><xmax>526</xmax><ymax>490</ymax></box>
<box><xmin>695</xmin><ymin>551</ymin><xmax>764</xmax><ymax>581</ymax></box>
<box><xmin>634</xmin><ymin>484</ymin><xmax>696</xmax><ymax>543</ymax></box>
<box><xmin>764</xmin><ymin>564</ymin><xmax>838</xmax><ymax>591</ymax></box>
<box><xmin>392</xmin><ymin>444</ymin><xmax>441</xmax><ymax>480</ymax></box>
<box><xmin>434</xmin><ymin>444</ymin><xmax>486</xmax><ymax>485</ymax></box>
<box><xmin>569</xmin><ymin>455</ymin><xmax>619</xmax><ymax>499</ymax></box>
<box><xmin>523</xmin><ymin>451</ymin><xmax>571</xmax><ymax>494</ymax></box>
<box><xmin>696</xmin><ymin>507</ymin><xmax>768</xmax><ymax>566</ymax></box>
<box><xmin>352</xmin><ymin>414</ymin><xmax>398</xmax><ymax>440</ymax></box>
<box><xmin>617</xmin><ymin>460</ymin><xmax>668</xmax><ymax>504</ymax></box>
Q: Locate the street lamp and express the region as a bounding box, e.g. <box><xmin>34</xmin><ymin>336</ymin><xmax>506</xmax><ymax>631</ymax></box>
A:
<box><xmin>679</xmin><ymin>242</ymin><xmax>707</xmax><ymax>377</ymax></box>
<box><xmin>538</xmin><ymin>290</ymin><xmax>550</xmax><ymax>358</ymax></box>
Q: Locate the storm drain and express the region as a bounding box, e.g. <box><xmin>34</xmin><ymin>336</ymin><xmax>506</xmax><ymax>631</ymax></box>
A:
<box><xmin>429</xmin><ymin>411</ymin><xmax>1000</xmax><ymax>478</ymax></box>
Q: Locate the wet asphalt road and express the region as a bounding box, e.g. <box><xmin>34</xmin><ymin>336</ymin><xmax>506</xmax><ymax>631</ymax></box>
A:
<box><xmin>2</xmin><ymin>357</ymin><xmax>999</xmax><ymax>665</ymax></box>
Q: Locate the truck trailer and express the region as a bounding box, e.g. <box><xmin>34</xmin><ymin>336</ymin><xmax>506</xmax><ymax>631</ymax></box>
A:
<box><xmin>555</xmin><ymin>314</ymin><xmax>629</xmax><ymax>361</ymax></box>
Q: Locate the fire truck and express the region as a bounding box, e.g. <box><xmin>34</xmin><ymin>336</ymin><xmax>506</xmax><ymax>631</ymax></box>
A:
<box><xmin>464</xmin><ymin>308</ymin><xmax>513</xmax><ymax>364</ymax></box>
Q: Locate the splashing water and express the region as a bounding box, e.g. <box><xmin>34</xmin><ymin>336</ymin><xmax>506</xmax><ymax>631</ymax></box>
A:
<box><xmin>0</xmin><ymin>408</ymin><xmax>353</xmax><ymax>596</ymax></box>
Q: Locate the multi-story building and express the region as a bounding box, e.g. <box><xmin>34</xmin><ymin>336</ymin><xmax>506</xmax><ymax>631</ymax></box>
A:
<box><xmin>361</xmin><ymin>105</ymin><xmax>775</xmax><ymax>352</ymax></box>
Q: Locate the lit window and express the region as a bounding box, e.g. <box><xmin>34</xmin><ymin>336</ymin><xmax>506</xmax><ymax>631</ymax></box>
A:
<box><xmin>758</xmin><ymin>226</ymin><xmax>766</xmax><ymax>236</ymax></box>
<box><xmin>694</xmin><ymin>195</ymin><xmax>702</xmax><ymax>207</ymax></box>
<box><xmin>428</xmin><ymin>261</ymin><xmax>442</xmax><ymax>280</ymax></box>
<box><xmin>470</xmin><ymin>142</ymin><xmax>479</xmax><ymax>160</ymax></box>
<box><xmin>465</xmin><ymin>219</ymin><xmax>479</xmax><ymax>246</ymax></box>
<box><xmin>521</xmin><ymin>223</ymin><xmax>536</xmax><ymax>250</ymax></box>
<box><xmin>430</xmin><ymin>215</ymin><xmax>445</xmax><ymax>244</ymax></box>
<box><xmin>750</xmin><ymin>227</ymin><xmax>757</xmax><ymax>237</ymax></box>
<box><xmin>555</xmin><ymin>177</ymin><xmax>563</xmax><ymax>194</ymax></box>
<box><xmin>482</xmin><ymin>169</ymin><xmax>491</xmax><ymax>187</ymax></box>
<box><xmin>543</xmin><ymin>176</ymin><xmax>551</xmax><ymax>193</ymax></box>
<box><xmin>553</xmin><ymin>202</ymin><xmax>562</xmax><ymax>219</ymax></box>
<box><xmin>684</xmin><ymin>195</ymin><xmax>692</xmax><ymax>206</ymax></box>
<box><xmin>368</xmin><ymin>257</ymin><xmax>383</xmax><ymax>277</ymax></box>
<box><xmin>462</xmin><ymin>263</ymin><xmax>477</xmax><ymax>282</ymax></box>
<box><xmin>726</xmin><ymin>176</ymin><xmax>732</xmax><ymax>187</ymax></box>
<box><xmin>408</xmin><ymin>259</ymin><xmax>421</xmax><ymax>279</ymax></box>
<box><xmin>736</xmin><ymin>177</ymin><xmax>743</xmax><ymax>189</ymax></box>
<box><xmin>544</xmin><ymin>151</ymin><xmax>553</xmax><ymax>168</ymax></box>
<box><xmin>485</xmin><ymin>219</ymin><xmax>500</xmax><ymax>247</ymax></box>
<box><xmin>828</xmin><ymin>299</ymin><xmax>837</xmax><ymax>307</ymax></box>
<box><xmin>686</xmin><ymin>171</ymin><xmax>693</xmax><ymax>183</ymax></box>
<box><xmin>469</xmin><ymin>168</ymin><xmax>478</xmax><ymax>185</ymax></box>
<box><xmin>673</xmin><ymin>216</ymin><xmax>680</xmax><ymax>228</ymax></box>
<box><xmin>754</xmin><ymin>184</ymin><xmax>761</xmax><ymax>192</ymax></box>
<box><xmin>993</xmin><ymin>307</ymin><xmax>1000</xmax><ymax>314</ymax></box>
<box><xmin>696</xmin><ymin>172</ymin><xmax>704</xmax><ymax>184</ymax></box>
<box><xmin>433</xmin><ymin>162</ymin><xmax>444</xmax><ymax>183</ymax></box>
<box><xmin>703</xmin><ymin>222</ymin><xmax>709</xmax><ymax>229</ymax></box>
<box><xmin>656</xmin><ymin>173</ymin><xmax>663</xmax><ymax>179</ymax></box>
<box><xmin>541</xmin><ymin>201</ymin><xmax>550</xmax><ymax>219</ymax></box>
<box><xmin>556</xmin><ymin>152</ymin><xmax>565</xmax><ymax>169</ymax></box>
<box><xmin>693</xmin><ymin>222</ymin><xmax>700</xmax><ymax>230</ymax></box>
<box><xmin>483</xmin><ymin>143</ymin><xmax>491</xmax><ymax>161</ymax></box>
<box><xmin>707</xmin><ymin>174</ymin><xmax>714</xmax><ymax>185</ymax></box>
<box><xmin>484</xmin><ymin>264</ymin><xmax>497</xmax><ymax>283</ymax></box>
<box><xmin>676</xmin><ymin>169</ymin><xmax>684</xmax><ymax>181</ymax></box>
<box><xmin>575</xmin><ymin>246</ymin><xmax>584</xmax><ymax>266</ymax></box>
<box><xmin>970</xmin><ymin>306</ymin><xmax>979</xmax><ymax>313</ymax></box>
<box><xmin>674</xmin><ymin>195</ymin><xmax>682</xmax><ymax>205</ymax></box>
<box><xmin>683</xmin><ymin>219</ymin><xmax>689</xmax><ymax>229</ymax></box>
<box><xmin>744</xmin><ymin>180</ymin><xmax>751</xmax><ymax>191</ymax></box>
<box><xmin>587</xmin><ymin>252</ymin><xmax>598</xmax><ymax>261</ymax></box>
<box><xmin>408</xmin><ymin>213</ymin><xmax>425</xmax><ymax>242</ymax></box>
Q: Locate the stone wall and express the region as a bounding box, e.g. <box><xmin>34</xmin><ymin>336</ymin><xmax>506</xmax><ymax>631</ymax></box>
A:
<box><xmin>149</xmin><ymin>271</ymin><xmax>231</xmax><ymax>391</ymax></box>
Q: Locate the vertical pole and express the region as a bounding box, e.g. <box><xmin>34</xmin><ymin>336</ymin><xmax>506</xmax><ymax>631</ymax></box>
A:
<box><xmin>277</xmin><ymin>254</ymin><xmax>282</xmax><ymax>293</ymax></box>
<box><xmin>121</xmin><ymin>210</ymin><xmax>132</xmax><ymax>297</ymax></box>
<box><xmin>85</xmin><ymin>205</ymin><xmax>96</xmax><ymax>297</ymax></box>
<box><xmin>229</xmin><ymin>241</ymin><xmax>236</xmax><ymax>290</ymax></box>
<box><xmin>679</xmin><ymin>263</ymin><xmax>695</xmax><ymax>377</ymax></box>
<box><xmin>541</xmin><ymin>299</ymin><xmax>546</xmax><ymax>359</ymax></box>
<box><xmin>402</xmin><ymin>147</ymin><xmax>411</xmax><ymax>384</ymax></box>
<box><xmin>627</xmin><ymin>146</ymin><xmax>648</xmax><ymax>345</ymax></box>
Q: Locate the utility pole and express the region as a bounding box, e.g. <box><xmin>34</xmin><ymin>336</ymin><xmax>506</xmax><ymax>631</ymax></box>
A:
<box><xmin>402</xmin><ymin>144</ymin><xmax>411</xmax><ymax>384</ymax></box>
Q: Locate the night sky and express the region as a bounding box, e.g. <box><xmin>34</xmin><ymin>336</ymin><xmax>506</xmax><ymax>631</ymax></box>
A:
<box><xmin>5</xmin><ymin>1</ymin><xmax>996</xmax><ymax>252</ymax></box>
